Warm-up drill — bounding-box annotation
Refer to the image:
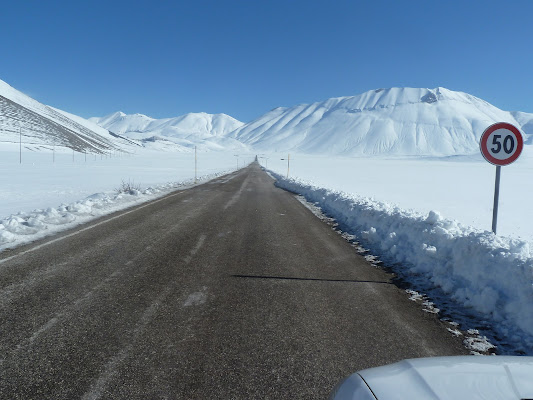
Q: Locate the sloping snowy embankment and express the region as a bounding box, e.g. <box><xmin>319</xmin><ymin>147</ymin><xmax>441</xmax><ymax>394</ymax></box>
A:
<box><xmin>272</xmin><ymin>172</ymin><xmax>533</xmax><ymax>353</ymax></box>
<box><xmin>0</xmin><ymin>172</ymin><xmax>228</xmax><ymax>252</ymax></box>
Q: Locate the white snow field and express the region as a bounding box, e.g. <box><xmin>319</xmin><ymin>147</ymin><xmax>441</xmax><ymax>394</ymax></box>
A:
<box><xmin>266</xmin><ymin>152</ymin><xmax>533</xmax><ymax>354</ymax></box>
<box><xmin>0</xmin><ymin>145</ymin><xmax>255</xmax><ymax>250</ymax></box>
<box><xmin>265</xmin><ymin>151</ymin><xmax>533</xmax><ymax>241</ymax></box>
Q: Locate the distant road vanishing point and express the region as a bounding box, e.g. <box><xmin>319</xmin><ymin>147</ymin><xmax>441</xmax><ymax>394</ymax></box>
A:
<box><xmin>0</xmin><ymin>162</ymin><xmax>467</xmax><ymax>399</ymax></box>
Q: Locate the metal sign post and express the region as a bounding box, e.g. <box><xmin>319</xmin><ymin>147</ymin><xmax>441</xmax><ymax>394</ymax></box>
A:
<box><xmin>491</xmin><ymin>165</ymin><xmax>501</xmax><ymax>234</ymax></box>
<box><xmin>480</xmin><ymin>122</ymin><xmax>523</xmax><ymax>234</ymax></box>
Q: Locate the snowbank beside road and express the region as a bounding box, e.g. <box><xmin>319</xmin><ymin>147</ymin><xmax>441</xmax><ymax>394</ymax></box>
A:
<box><xmin>272</xmin><ymin>172</ymin><xmax>533</xmax><ymax>353</ymax></box>
<box><xmin>0</xmin><ymin>172</ymin><xmax>228</xmax><ymax>252</ymax></box>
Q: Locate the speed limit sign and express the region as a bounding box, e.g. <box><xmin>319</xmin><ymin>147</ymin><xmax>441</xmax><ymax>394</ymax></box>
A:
<box><xmin>480</xmin><ymin>122</ymin><xmax>523</xmax><ymax>166</ymax></box>
<box><xmin>480</xmin><ymin>122</ymin><xmax>524</xmax><ymax>234</ymax></box>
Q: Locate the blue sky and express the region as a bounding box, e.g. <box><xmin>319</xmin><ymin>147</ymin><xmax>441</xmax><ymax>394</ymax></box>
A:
<box><xmin>1</xmin><ymin>0</ymin><xmax>532</xmax><ymax>122</ymax></box>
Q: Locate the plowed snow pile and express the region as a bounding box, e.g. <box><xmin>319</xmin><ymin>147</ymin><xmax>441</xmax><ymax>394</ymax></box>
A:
<box><xmin>272</xmin><ymin>170</ymin><xmax>533</xmax><ymax>354</ymax></box>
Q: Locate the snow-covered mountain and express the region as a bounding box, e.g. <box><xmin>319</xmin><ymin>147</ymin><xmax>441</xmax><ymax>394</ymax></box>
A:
<box><xmin>3</xmin><ymin>77</ymin><xmax>533</xmax><ymax>157</ymax></box>
<box><xmin>230</xmin><ymin>87</ymin><xmax>533</xmax><ymax>156</ymax></box>
<box><xmin>0</xmin><ymin>79</ymin><xmax>124</xmax><ymax>153</ymax></box>
<box><xmin>512</xmin><ymin>111</ymin><xmax>533</xmax><ymax>144</ymax></box>
<box><xmin>90</xmin><ymin>111</ymin><xmax>247</xmax><ymax>152</ymax></box>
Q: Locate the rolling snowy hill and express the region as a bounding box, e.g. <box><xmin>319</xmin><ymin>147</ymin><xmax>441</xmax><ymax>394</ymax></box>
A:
<box><xmin>0</xmin><ymin>79</ymin><xmax>125</xmax><ymax>153</ymax></box>
<box><xmin>90</xmin><ymin>111</ymin><xmax>247</xmax><ymax>152</ymax></box>
<box><xmin>230</xmin><ymin>87</ymin><xmax>533</xmax><ymax>156</ymax></box>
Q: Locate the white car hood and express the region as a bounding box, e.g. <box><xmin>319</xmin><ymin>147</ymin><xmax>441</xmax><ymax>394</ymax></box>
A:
<box><xmin>357</xmin><ymin>356</ymin><xmax>533</xmax><ymax>399</ymax></box>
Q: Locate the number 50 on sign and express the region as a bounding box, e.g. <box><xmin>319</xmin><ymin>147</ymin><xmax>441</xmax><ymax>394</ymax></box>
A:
<box><xmin>480</xmin><ymin>122</ymin><xmax>523</xmax><ymax>166</ymax></box>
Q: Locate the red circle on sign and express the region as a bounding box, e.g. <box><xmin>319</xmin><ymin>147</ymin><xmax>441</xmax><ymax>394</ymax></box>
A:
<box><xmin>480</xmin><ymin>122</ymin><xmax>523</xmax><ymax>166</ymax></box>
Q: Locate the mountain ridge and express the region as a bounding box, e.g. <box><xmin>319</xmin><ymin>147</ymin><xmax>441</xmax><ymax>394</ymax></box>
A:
<box><xmin>229</xmin><ymin>87</ymin><xmax>533</xmax><ymax>156</ymax></box>
<box><xmin>90</xmin><ymin>111</ymin><xmax>247</xmax><ymax>152</ymax></box>
<box><xmin>2</xmin><ymin>77</ymin><xmax>533</xmax><ymax>157</ymax></box>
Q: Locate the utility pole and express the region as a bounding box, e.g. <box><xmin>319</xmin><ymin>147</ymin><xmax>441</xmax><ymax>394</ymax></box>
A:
<box><xmin>19</xmin><ymin>127</ymin><xmax>22</xmax><ymax>164</ymax></box>
<box><xmin>194</xmin><ymin>146</ymin><xmax>198</xmax><ymax>184</ymax></box>
<box><xmin>280</xmin><ymin>154</ymin><xmax>290</xmax><ymax>178</ymax></box>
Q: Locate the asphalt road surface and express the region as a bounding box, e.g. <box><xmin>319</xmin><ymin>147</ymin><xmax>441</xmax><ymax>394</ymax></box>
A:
<box><xmin>0</xmin><ymin>163</ymin><xmax>467</xmax><ymax>399</ymax></box>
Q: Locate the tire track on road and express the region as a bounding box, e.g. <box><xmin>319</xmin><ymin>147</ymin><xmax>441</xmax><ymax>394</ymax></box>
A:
<box><xmin>81</xmin><ymin>234</ymin><xmax>208</xmax><ymax>400</ymax></box>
